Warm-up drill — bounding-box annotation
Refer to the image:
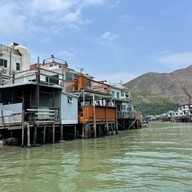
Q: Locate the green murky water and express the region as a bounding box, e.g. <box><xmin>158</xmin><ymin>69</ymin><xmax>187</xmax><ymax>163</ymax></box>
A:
<box><xmin>1</xmin><ymin>122</ymin><xmax>192</xmax><ymax>192</ymax></box>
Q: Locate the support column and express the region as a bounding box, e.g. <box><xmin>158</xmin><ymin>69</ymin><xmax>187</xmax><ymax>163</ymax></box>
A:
<box><xmin>52</xmin><ymin>124</ymin><xmax>55</xmax><ymax>143</ymax></box>
<box><xmin>88</xmin><ymin>124</ymin><xmax>91</xmax><ymax>138</ymax></box>
<box><xmin>27</xmin><ymin>123</ymin><xmax>31</xmax><ymax>147</ymax></box>
<box><xmin>111</xmin><ymin>122</ymin><xmax>114</xmax><ymax>135</ymax></box>
<box><xmin>21</xmin><ymin>123</ymin><xmax>25</xmax><ymax>148</ymax></box>
<box><xmin>116</xmin><ymin>121</ymin><xmax>118</xmax><ymax>134</ymax></box>
<box><xmin>84</xmin><ymin>123</ymin><xmax>88</xmax><ymax>138</ymax></box>
<box><xmin>74</xmin><ymin>125</ymin><xmax>77</xmax><ymax>139</ymax></box>
<box><xmin>33</xmin><ymin>125</ymin><xmax>37</xmax><ymax>144</ymax></box>
<box><xmin>43</xmin><ymin>125</ymin><xmax>46</xmax><ymax>143</ymax></box>
<box><xmin>93</xmin><ymin>94</ymin><xmax>96</xmax><ymax>138</ymax></box>
<box><xmin>60</xmin><ymin>124</ymin><xmax>63</xmax><ymax>140</ymax></box>
<box><xmin>106</xmin><ymin>121</ymin><xmax>109</xmax><ymax>136</ymax></box>
<box><xmin>98</xmin><ymin>124</ymin><xmax>101</xmax><ymax>136</ymax></box>
<box><xmin>21</xmin><ymin>110</ymin><xmax>25</xmax><ymax>148</ymax></box>
<box><xmin>82</xmin><ymin>124</ymin><xmax>85</xmax><ymax>139</ymax></box>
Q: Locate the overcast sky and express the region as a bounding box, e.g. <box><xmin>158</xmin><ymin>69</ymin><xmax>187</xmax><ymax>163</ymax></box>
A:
<box><xmin>1</xmin><ymin>0</ymin><xmax>192</xmax><ymax>84</ymax></box>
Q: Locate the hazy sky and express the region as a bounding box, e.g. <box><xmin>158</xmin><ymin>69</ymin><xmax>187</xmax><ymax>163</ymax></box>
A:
<box><xmin>1</xmin><ymin>0</ymin><xmax>192</xmax><ymax>83</ymax></box>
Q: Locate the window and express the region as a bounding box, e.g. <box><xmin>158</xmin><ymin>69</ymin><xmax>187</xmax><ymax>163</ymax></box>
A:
<box><xmin>4</xmin><ymin>60</ymin><xmax>7</xmax><ymax>68</ymax></box>
<box><xmin>16</xmin><ymin>63</ymin><xmax>20</xmax><ymax>71</ymax></box>
<box><xmin>67</xmin><ymin>96</ymin><xmax>73</xmax><ymax>103</ymax></box>
<box><xmin>121</xmin><ymin>104</ymin><xmax>126</xmax><ymax>110</ymax></box>
<box><xmin>46</xmin><ymin>75</ymin><xmax>59</xmax><ymax>84</ymax></box>
<box><xmin>117</xmin><ymin>92</ymin><xmax>120</xmax><ymax>98</ymax></box>
<box><xmin>87</xmin><ymin>80</ymin><xmax>91</xmax><ymax>87</ymax></box>
<box><xmin>66</xmin><ymin>72</ymin><xmax>75</xmax><ymax>80</ymax></box>
<box><xmin>0</xmin><ymin>58</ymin><xmax>8</xmax><ymax>68</ymax></box>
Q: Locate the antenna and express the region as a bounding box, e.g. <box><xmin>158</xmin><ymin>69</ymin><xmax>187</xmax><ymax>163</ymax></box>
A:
<box><xmin>75</xmin><ymin>67</ymin><xmax>84</xmax><ymax>74</ymax></box>
<box><xmin>80</xmin><ymin>67</ymin><xmax>84</xmax><ymax>74</ymax></box>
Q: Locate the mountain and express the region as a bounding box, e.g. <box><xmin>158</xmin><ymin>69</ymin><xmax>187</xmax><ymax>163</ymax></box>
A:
<box><xmin>124</xmin><ymin>65</ymin><xmax>192</xmax><ymax>115</ymax></box>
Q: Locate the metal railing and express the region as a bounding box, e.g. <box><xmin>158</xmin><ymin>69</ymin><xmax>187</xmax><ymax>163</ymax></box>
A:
<box><xmin>0</xmin><ymin>44</ymin><xmax>20</xmax><ymax>55</ymax></box>
<box><xmin>9</xmin><ymin>67</ymin><xmax>65</xmax><ymax>87</ymax></box>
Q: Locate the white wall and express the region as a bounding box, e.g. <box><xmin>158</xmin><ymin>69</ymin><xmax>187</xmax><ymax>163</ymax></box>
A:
<box><xmin>60</xmin><ymin>92</ymin><xmax>78</xmax><ymax>125</ymax></box>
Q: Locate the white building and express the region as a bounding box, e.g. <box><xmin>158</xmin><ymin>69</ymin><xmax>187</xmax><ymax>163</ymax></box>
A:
<box><xmin>0</xmin><ymin>42</ymin><xmax>30</xmax><ymax>80</ymax></box>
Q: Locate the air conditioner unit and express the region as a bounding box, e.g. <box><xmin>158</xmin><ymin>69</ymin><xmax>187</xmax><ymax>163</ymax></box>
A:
<box><xmin>3</xmin><ymin>69</ymin><xmax>7</xmax><ymax>74</ymax></box>
<box><xmin>0</xmin><ymin>67</ymin><xmax>10</xmax><ymax>76</ymax></box>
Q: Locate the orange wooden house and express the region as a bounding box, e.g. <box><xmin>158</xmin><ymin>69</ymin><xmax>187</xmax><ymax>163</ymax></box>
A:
<box><xmin>67</xmin><ymin>74</ymin><xmax>118</xmax><ymax>138</ymax></box>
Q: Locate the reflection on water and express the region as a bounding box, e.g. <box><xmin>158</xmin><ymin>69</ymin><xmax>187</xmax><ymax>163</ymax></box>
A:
<box><xmin>1</xmin><ymin>122</ymin><xmax>192</xmax><ymax>192</ymax></box>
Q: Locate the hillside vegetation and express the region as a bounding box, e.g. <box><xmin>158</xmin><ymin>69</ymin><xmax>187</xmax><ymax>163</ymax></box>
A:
<box><xmin>124</xmin><ymin>65</ymin><xmax>192</xmax><ymax>115</ymax></box>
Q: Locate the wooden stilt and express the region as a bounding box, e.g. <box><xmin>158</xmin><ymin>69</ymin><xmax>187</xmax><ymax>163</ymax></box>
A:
<box><xmin>43</xmin><ymin>125</ymin><xmax>46</xmax><ymax>143</ymax></box>
<box><xmin>33</xmin><ymin>125</ymin><xmax>37</xmax><ymax>144</ymax></box>
<box><xmin>52</xmin><ymin>124</ymin><xmax>55</xmax><ymax>143</ymax></box>
<box><xmin>21</xmin><ymin>123</ymin><xmax>25</xmax><ymax>148</ymax></box>
<box><xmin>106</xmin><ymin>121</ymin><xmax>109</xmax><ymax>136</ymax></box>
<box><xmin>87</xmin><ymin>124</ymin><xmax>90</xmax><ymax>138</ymax></box>
<box><xmin>113</xmin><ymin>122</ymin><xmax>115</xmax><ymax>134</ymax></box>
<box><xmin>111</xmin><ymin>122</ymin><xmax>114</xmax><ymax>135</ymax></box>
<box><xmin>93</xmin><ymin>125</ymin><xmax>96</xmax><ymax>138</ymax></box>
<box><xmin>60</xmin><ymin>124</ymin><xmax>63</xmax><ymax>140</ymax></box>
<box><xmin>82</xmin><ymin>124</ymin><xmax>85</xmax><ymax>139</ymax></box>
<box><xmin>128</xmin><ymin>119</ymin><xmax>136</xmax><ymax>130</ymax></box>
<box><xmin>98</xmin><ymin>124</ymin><xmax>101</xmax><ymax>136</ymax></box>
<box><xmin>123</xmin><ymin>119</ymin><xmax>126</xmax><ymax>129</ymax></box>
<box><xmin>116</xmin><ymin>121</ymin><xmax>118</xmax><ymax>134</ymax></box>
<box><xmin>93</xmin><ymin>94</ymin><xmax>97</xmax><ymax>138</ymax></box>
<box><xmin>136</xmin><ymin>120</ymin><xmax>138</xmax><ymax>128</ymax></box>
<box><xmin>84</xmin><ymin>123</ymin><xmax>88</xmax><ymax>138</ymax></box>
<box><xmin>27</xmin><ymin>123</ymin><xmax>31</xmax><ymax>147</ymax></box>
<box><xmin>21</xmin><ymin>92</ymin><xmax>25</xmax><ymax>147</ymax></box>
<box><xmin>74</xmin><ymin>125</ymin><xmax>77</xmax><ymax>139</ymax></box>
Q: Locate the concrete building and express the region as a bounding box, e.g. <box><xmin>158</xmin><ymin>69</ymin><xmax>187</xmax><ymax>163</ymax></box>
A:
<box><xmin>0</xmin><ymin>42</ymin><xmax>30</xmax><ymax>81</ymax></box>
